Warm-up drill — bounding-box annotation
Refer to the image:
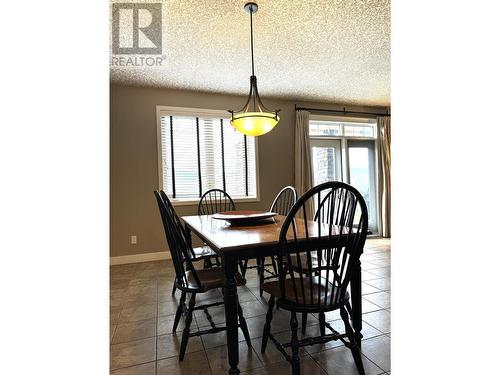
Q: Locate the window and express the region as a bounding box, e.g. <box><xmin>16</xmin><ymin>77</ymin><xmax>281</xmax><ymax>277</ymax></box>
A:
<box><xmin>309</xmin><ymin>116</ymin><xmax>378</xmax><ymax>233</ymax></box>
<box><xmin>309</xmin><ymin>121</ymin><xmax>341</xmax><ymax>137</ymax></box>
<box><xmin>157</xmin><ymin>106</ymin><xmax>258</xmax><ymax>204</ymax></box>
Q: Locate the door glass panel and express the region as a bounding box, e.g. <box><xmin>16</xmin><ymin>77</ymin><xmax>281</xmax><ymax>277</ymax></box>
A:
<box><xmin>311</xmin><ymin>139</ymin><xmax>342</xmax><ymax>186</ymax></box>
<box><xmin>347</xmin><ymin>141</ymin><xmax>377</xmax><ymax>232</ymax></box>
<box><xmin>311</xmin><ymin>139</ymin><xmax>343</xmax><ymax>217</ymax></box>
<box><xmin>312</xmin><ymin>146</ymin><xmax>337</xmax><ymax>186</ymax></box>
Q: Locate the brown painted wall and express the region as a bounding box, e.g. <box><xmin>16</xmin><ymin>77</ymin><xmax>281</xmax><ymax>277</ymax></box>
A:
<box><xmin>110</xmin><ymin>84</ymin><xmax>387</xmax><ymax>257</ymax></box>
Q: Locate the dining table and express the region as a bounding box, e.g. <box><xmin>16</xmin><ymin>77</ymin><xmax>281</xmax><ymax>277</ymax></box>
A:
<box><xmin>181</xmin><ymin>213</ymin><xmax>364</xmax><ymax>375</ymax></box>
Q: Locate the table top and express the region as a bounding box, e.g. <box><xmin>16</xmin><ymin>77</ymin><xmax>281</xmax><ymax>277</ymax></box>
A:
<box><xmin>182</xmin><ymin>214</ymin><xmax>348</xmax><ymax>253</ymax></box>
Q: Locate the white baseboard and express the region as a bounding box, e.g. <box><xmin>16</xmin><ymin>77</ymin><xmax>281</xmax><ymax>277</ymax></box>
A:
<box><xmin>110</xmin><ymin>251</ymin><xmax>171</xmax><ymax>265</ymax></box>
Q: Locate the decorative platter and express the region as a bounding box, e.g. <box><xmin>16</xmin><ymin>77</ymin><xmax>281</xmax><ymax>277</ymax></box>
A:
<box><xmin>212</xmin><ymin>210</ymin><xmax>277</xmax><ymax>225</ymax></box>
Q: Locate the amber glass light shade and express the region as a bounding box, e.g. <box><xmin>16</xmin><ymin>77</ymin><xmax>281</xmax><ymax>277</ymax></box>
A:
<box><xmin>230</xmin><ymin>112</ymin><xmax>279</xmax><ymax>136</ymax></box>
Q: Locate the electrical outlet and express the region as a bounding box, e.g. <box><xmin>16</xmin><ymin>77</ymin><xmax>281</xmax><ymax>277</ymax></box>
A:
<box><xmin>131</xmin><ymin>235</ymin><xmax>137</xmax><ymax>245</ymax></box>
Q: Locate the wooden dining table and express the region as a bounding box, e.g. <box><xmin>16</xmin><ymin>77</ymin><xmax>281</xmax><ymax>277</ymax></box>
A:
<box><xmin>182</xmin><ymin>214</ymin><xmax>364</xmax><ymax>375</ymax></box>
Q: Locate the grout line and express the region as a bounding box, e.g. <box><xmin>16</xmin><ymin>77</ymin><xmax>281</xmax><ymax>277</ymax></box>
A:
<box><xmin>360</xmin><ymin>320</ymin><xmax>385</xmax><ymax>337</ymax></box>
<box><xmin>200</xmin><ymin>347</ymin><xmax>215</xmax><ymax>375</ymax></box>
<box><xmin>111</xmin><ymin>322</ymin><xmax>157</xmax><ymax>345</ymax></box>
<box><xmin>110</xmin><ymin>333</ymin><xmax>158</xmax><ymax>347</ymax></box>
<box><xmin>301</xmin><ymin>352</ymin><xmax>327</xmax><ymax>374</ymax></box>
<box><xmin>310</xmin><ymin>352</ymin><xmax>333</xmax><ymax>374</ymax></box>
<box><xmin>362</xmin><ymin>294</ymin><xmax>390</xmax><ymax>310</ymax></box>
<box><xmin>249</xmin><ymin>345</ymin><xmax>266</xmax><ymax>373</ymax></box>
<box><xmin>360</xmin><ymin>304</ymin><xmax>385</xmax><ymax>315</ymax></box>
<box><xmin>111</xmin><ymin>359</ymin><xmax>157</xmax><ymax>373</ymax></box>
<box><xmin>360</xmin><ymin>352</ymin><xmax>386</xmax><ymax>374</ymax></box>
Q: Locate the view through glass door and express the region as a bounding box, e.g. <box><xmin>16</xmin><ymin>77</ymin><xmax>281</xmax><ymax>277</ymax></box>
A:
<box><xmin>347</xmin><ymin>140</ymin><xmax>377</xmax><ymax>232</ymax></box>
<box><xmin>311</xmin><ymin>139</ymin><xmax>342</xmax><ymax>186</ymax></box>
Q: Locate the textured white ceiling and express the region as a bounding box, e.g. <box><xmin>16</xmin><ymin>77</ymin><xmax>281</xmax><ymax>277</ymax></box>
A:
<box><xmin>110</xmin><ymin>0</ymin><xmax>390</xmax><ymax>106</ymax></box>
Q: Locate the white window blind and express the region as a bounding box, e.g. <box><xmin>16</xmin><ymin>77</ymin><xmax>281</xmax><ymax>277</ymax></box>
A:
<box><xmin>159</xmin><ymin>114</ymin><xmax>257</xmax><ymax>200</ymax></box>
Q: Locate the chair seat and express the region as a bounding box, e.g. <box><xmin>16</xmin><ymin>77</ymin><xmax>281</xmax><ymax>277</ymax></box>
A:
<box><xmin>262</xmin><ymin>276</ymin><xmax>349</xmax><ymax>307</ymax></box>
<box><xmin>185</xmin><ymin>268</ymin><xmax>246</xmax><ymax>291</ymax></box>
<box><xmin>191</xmin><ymin>245</ymin><xmax>218</xmax><ymax>260</ymax></box>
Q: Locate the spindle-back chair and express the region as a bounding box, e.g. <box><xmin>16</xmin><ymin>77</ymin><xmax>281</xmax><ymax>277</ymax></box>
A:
<box><xmin>154</xmin><ymin>191</ymin><xmax>251</xmax><ymax>360</ymax></box>
<box><xmin>198</xmin><ymin>188</ymin><xmax>236</xmax><ymax>215</ymax></box>
<box><xmin>260</xmin><ymin>182</ymin><xmax>368</xmax><ymax>375</ymax></box>
<box><xmin>198</xmin><ymin>188</ymin><xmax>254</xmax><ymax>275</ymax></box>
<box><xmin>158</xmin><ymin>191</ymin><xmax>220</xmax><ymax>295</ymax></box>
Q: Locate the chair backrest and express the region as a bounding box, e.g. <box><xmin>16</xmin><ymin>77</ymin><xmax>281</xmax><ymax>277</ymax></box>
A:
<box><xmin>154</xmin><ymin>191</ymin><xmax>201</xmax><ymax>289</ymax></box>
<box><xmin>198</xmin><ymin>189</ymin><xmax>236</xmax><ymax>215</ymax></box>
<box><xmin>277</xmin><ymin>181</ymin><xmax>368</xmax><ymax>309</ymax></box>
<box><xmin>270</xmin><ymin>186</ymin><xmax>297</xmax><ymax>216</ymax></box>
<box><xmin>314</xmin><ymin>188</ymin><xmax>353</xmax><ymax>225</ymax></box>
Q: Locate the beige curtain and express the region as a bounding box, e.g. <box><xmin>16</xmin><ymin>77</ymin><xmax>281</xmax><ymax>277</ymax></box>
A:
<box><xmin>294</xmin><ymin>110</ymin><xmax>312</xmax><ymax>196</ymax></box>
<box><xmin>377</xmin><ymin>116</ymin><xmax>391</xmax><ymax>237</ymax></box>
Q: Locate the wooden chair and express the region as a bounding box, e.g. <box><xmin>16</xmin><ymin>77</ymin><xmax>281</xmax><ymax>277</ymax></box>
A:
<box><xmin>198</xmin><ymin>189</ymin><xmax>251</xmax><ymax>275</ymax></box>
<box><xmin>299</xmin><ymin>188</ymin><xmax>345</xmax><ymax>333</ymax></box>
<box><xmin>158</xmin><ymin>191</ymin><xmax>221</xmax><ymax>295</ymax></box>
<box><xmin>197</xmin><ymin>188</ymin><xmax>236</xmax><ymax>270</ymax></box>
<box><xmin>256</xmin><ymin>186</ymin><xmax>297</xmax><ymax>296</ymax></box>
<box><xmin>198</xmin><ymin>188</ymin><xmax>236</xmax><ymax>215</ymax></box>
<box><xmin>260</xmin><ymin>182</ymin><xmax>368</xmax><ymax>375</ymax></box>
<box><xmin>154</xmin><ymin>191</ymin><xmax>251</xmax><ymax>361</ymax></box>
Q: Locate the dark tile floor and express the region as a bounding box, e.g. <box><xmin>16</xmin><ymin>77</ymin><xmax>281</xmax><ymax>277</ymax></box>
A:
<box><xmin>110</xmin><ymin>238</ymin><xmax>391</xmax><ymax>374</ymax></box>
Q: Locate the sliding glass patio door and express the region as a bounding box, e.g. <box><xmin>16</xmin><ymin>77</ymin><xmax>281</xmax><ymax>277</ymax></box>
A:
<box><xmin>310</xmin><ymin>137</ymin><xmax>379</xmax><ymax>233</ymax></box>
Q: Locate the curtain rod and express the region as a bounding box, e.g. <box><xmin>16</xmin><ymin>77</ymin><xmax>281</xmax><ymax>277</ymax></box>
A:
<box><xmin>295</xmin><ymin>105</ymin><xmax>390</xmax><ymax>117</ymax></box>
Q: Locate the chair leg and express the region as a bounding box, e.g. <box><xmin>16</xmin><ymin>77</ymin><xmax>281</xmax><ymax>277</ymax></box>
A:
<box><xmin>237</xmin><ymin>302</ymin><xmax>252</xmax><ymax>347</ymax></box>
<box><xmin>271</xmin><ymin>256</ymin><xmax>278</xmax><ymax>275</ymax></box>
<box><xmin>179</xmin><ymin>293</ymin><xmax>195</xmax><ymax>361</ymax></box>
<box><xmin>345</xmin><ymin>300</ymin><xmax>354</xmax><ymax>321</ymax></box>
<box><xmin>172</xmin><ymin>291</ymin><xmax>186</xmax><ymax>333</ymax></box>
<box><xmin>290</xmin><ymin>311</ymin><xmax>300</xmax><ymax>375</ymax></box>
<box><xmin>340</xmin><ymin>305</ymin><xmax>365</xmax><ymax>375</ymax></box>
<box><xmin>258</xmin><ymin>258</ymin><xmax>264</xmax><ymax>297</ymax></box>
<box><xmin>301</xmin><ymin>312</ymin><xmax>308</xmax><ymax>334</ymax></box>
<box><xmin>239</xmin><ymin>260</ymin><xmax>248</xmax><ymax>276</ymax></box>
<box><xmin>261</xmin><ymin>295</ymin><xmax>275</xmax><ymax>353</ymax></box>
<box><xmin>319</xmin><ymin>311</ymin><xmax>326</xmax><ymax>336</ymax></box>
<box><xmin>171</xmin><ymin>279</ymin><xmax>177</xmax><ymax>296</ymax></box>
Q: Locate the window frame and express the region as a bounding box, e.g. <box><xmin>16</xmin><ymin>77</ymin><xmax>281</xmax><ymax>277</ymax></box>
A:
<box><xmin>156</xmin><ymin>105</ymin><xmax>260</xmax><ymax>206</ymax></box>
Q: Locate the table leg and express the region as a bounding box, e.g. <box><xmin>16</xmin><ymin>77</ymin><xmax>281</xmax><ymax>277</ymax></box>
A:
<box><xmin>223</xmin><ymin>254</ymin><xmax>240</xmax><ymax>374</ymax></box>
<box><xmin>351</xmin><ymin>259</ymin><xmax>363</xmax><ymax>347</ymax></box>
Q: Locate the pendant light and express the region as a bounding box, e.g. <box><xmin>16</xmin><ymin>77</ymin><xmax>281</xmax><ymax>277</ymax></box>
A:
<box><xmin>229</xmin><ymin>2</ymin><xmax>280</xmax><ymax>136</ymax></box>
